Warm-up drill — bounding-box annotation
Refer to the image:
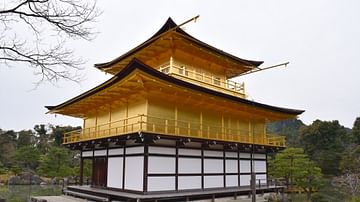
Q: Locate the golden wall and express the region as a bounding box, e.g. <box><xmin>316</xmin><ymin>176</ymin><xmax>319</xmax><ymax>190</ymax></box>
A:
<box><xmin>146</xmin><ymin>98</ymin><xmax>266</xmax><ymax>139</ymax></box>
<box><xmin>82</xmin><ymin>100</ymin><xmax>147</xmax><ymax>135</ymax></box>
<box><xmin>80</xmin><ymin>97</ymin><xmax>266</xmax><ymax>139</ymax></box>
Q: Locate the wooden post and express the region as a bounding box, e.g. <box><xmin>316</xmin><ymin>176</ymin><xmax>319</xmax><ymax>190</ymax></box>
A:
<box><xmin>139</xmin><ymin>115</ymin><xmax>143</xmax><ymax>131</ymax></box>
<box><xmin>175</xmin><ymin>105</ymin><xmax>178</xmax><ymax>135</ymax></box>
<box><xmin>221</xmin><ymin>115</ymin><xmax>224</xmax><ymax>140</ymax></box>
<box><xmin>251</xmin><ymin>121</ymin><xmax>256</xmax><ymax>202</ymax></box>
<box><xmin>188</xmin><ymin>122</ymin><xmax>191</xmax><ymax>136</ymax></box>
<box><xmin>80</xmin><ymin>152</ymin><xmax>84</xmax><ymax>186</ymax></box>
<box><xmin>165</xmin><ymin>119</ymin><xmax>168</xmax><ymax>134</ymax></box>
<box><xmin>169</xmin><ymin>56</ymin><xmax>173</xmax><ymax>73</ymax></box>
<box><xmin>200</xmin><ymin>111</ymin><xmax>203</xmax><ymax>137</ymax></box>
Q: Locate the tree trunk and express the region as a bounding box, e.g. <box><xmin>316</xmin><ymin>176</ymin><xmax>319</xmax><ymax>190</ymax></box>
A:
<box><xmin>306</xmin><ymin>188</ymin><xmax>312</xmax><ymax>202</ymax></box>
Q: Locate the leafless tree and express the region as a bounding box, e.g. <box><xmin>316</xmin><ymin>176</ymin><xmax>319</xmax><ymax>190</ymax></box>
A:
<box><xmin>0</xmin><ymin>0</ymin><xmax>100</xmax><ymax>84</ymax></box>
<box><xmin>335</xmin><ymin>171</ymin><xmax>360</xmax><ymax>199</ymax></box>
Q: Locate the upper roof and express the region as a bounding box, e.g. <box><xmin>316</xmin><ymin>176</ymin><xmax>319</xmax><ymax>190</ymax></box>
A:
<box><xmin>95</xmin><ymin>17</ymin><xmax>263</xmax><ymax>78</ymax></box>
<box><xmin>47</xmin><ymin>58</ymin><xmax>304</xmax><ymax>118</ymax></box>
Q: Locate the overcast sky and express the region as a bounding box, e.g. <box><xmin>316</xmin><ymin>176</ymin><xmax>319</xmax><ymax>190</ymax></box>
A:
<box><xmin>1</xmin><ymin>0</ymin><xmax>359</xmax><ymax>131</ymax></box>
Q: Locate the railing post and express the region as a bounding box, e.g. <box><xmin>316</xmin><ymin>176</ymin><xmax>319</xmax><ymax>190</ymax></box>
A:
<box><xmin>175</xmin><ymin>124</ymin><xmax>178</xmax><ymax>136</ymax></box>
<box><xmin>188</xmin><ymin>122</ymin><xmax>191</xmax><ymax>136</ymax></box>
<box><xmin>140</xmin><ymin>115</ymin><xmax>143</xmax><ymax>131</ymax></box>
<box><xmin>165</xmin><ymin>119</ymin><xmax>168</xmax><ymax>134</ymax></box>
<box><xmin>258</xmin><ymin>179</ymin><xmax>261</xmax><ymax>188</ymax></box>
<box><xmin>170</xmin><ymin>56</ymin><xmax>173</xmax><ymax>73</ymax></box>
<box><xmin>207</xmin><ymin>126</ymin><xmax>210</xmax><ymax>138</ymax></box>
<box><xmin>123</xmin><ymin>119</ymin><xmax>126</xmax><ymax>133</ymax></box>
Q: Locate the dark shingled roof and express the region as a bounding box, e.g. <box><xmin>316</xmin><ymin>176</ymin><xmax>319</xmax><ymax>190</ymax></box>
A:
<box><xmin>94</xmin><ymin>17</ymin><xmax>263</xmax><ymax>71</ymax></box>
<box><xmin>47</xmin><ymin>58</ymin><xmax>304</xmax><ymax>116</ymax></box>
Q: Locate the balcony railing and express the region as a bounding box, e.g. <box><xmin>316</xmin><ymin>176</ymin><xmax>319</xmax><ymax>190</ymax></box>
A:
<box><xmin>63</xmin><ymin>114</ymin><xmax>286</xmax><ymax>147</ymax></box>
<box><xmin>159</xmin><ymin>60</ymin><xmax>246</xmax><ymax>98</ymax></box>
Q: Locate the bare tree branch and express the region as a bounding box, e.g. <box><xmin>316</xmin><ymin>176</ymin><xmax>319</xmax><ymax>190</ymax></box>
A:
<box><xmin>0</xmin><ymin>0</ymin><xmax>101</xmax><ymax>84</ymax></box>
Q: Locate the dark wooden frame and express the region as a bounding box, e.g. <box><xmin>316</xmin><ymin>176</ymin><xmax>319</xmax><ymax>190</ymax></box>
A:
<box><xmin>78</xmin><ymin>134</ymin><xmax>270</xmax><ymax>193</ymax></box>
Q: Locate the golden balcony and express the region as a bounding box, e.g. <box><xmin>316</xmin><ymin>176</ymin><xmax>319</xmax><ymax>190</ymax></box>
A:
<box><xmin>63</xmin><ymin>114</ymin><xmax>286</xmax><ymax>147</ymax></box>
<box><xmin>159</xmin><ymin>59</ymin><xmax>246</xmax><ymax>98</ymax></box>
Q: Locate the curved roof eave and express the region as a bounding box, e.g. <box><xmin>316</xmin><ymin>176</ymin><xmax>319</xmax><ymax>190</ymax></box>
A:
<box><xmin>94</xmin><ymin>17</ymin><xmax>263</xmax><ymax>71</ymax></box>
<box><xmin>47</xmin><ymin>58</ymin><xmax>304</xmax><ymax>116</ymax></box>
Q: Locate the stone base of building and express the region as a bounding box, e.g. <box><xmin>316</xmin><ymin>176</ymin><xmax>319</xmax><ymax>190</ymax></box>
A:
<box><xmin>64</xmin><ymin>185</ymin><xmax>284</xmax><ymax>202</ymax></box>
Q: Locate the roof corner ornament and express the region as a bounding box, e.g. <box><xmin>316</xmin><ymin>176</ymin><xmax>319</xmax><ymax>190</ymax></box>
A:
<box><xmin>239</xmin><ymin>62</ymin><xmax>290</xmax><ymax>77</ymax></box>
<box><xmin>175</xmin><ymin>15</ymin><xmax>200</xmax><ymax>30</ymax></box>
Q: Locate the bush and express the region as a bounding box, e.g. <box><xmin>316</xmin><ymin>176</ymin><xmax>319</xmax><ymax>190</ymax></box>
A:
<box><xmin>350</xmin><ymin>197</ymin><xmax>360</xmax><ymax>202</ymax></box>
<box><xmin>311</xmin><ymin>192</ymin><xmax>330</xmax><ymax>202</ymax></box>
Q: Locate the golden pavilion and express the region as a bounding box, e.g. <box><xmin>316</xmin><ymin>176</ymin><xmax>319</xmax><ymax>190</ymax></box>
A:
<box><xmin>46</xmin><ymin>17</ymin><xmax>303</xmax><ymax>201</ymax></box>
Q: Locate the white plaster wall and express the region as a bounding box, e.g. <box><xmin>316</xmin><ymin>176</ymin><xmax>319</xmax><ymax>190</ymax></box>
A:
<box><xmin>254</xmin><ymin>153</ymin><xmax>266</xmax><ymax>159</ymax></box>
<box><xmin>126</xmin><ymin>146</ymin><xmax>144</xmax><ymax>154</ymax></box>
<box><xmin>178</xmin><ymin>148</ymin><xmax>201</xmax><ymax>156</ymax></box>
<box><xmin>148</xmin><ymin>146</ymin><xmax>175</xmax><ymax>154</ymax></box>
<box><xmin>240</xmin><ymin>153</ymin><xmax>250</xmax><ymax>158</ymax></box>
<box><xmin>107</xmin><ymin>157</ymin><xmax>123</xmax><ymax>189</ymax></box>
<box><xmin>204</xmin><ymin>150</ymin><xmax>223</xmax><ymax>157</ymax></box>
<box><xmin>256</xmin><ymin>174</ymin><xmax>267</xmax><ymax>184</ymax></box>
<box><xmin>94</xmin><ymin>149</ymin><xmax>106</xmax><ymax>156</ymax></box>
<box><xmin>82</xmin><ymin>151</ymin><xmax>93</xmax><ymax>157</ymax></box>
<box><xmin>125</xmin><ymin>156</ymin><xmax>143</xmax><ymax>191</ymax></box>
<box><xmin>240</xmin><ymin>160</ymin><xmax>251</xmax><ymax>173</ymax></box>
<box><xmin>225</xmin><ymin>152</ymin><xmax>238</xmax><ymax>158</ymax></box>
<box><xmin>179</xmin><ymin>158</ymin><xmax>201</xmax><ymax>173</ymax></box>
<box><xmin>226</xmin><ymin>175</ymin><xmax>238</xmax><ymax>187</ymax></box>
<box><xmin>108</xmin><ymin>148</ymin><xmax>123</xmax><ymax>156</ymax></box>
<box><xmin>204</xmin><ymin>159</ymin><xmax>223</xmax><ymax>173</ymax></box>
<box><xmin>148</xmin><ymin>156</ymin><xmax>175</xmax><ymax>174</ymax></box>
<box><xmin>255</xmin><ymin>160</ymin><xmax>267</xmax><ymax>173</ymax></box>
<box><xmin>204</xmin><ymin>175</ymin><xmax>223</xmax><ymax>188</ymax></box>
<box><xmin>225</xmin><ymin>159</ymin><xmax>238</xmax><ymax>173</ymax></box>
<box><xmin>178</xmin><ymin>176</ymin><xmax>201</xmax><ymax>190</ymax></box>
<box><xmin>240</xmin><ymin>175</ymin><xmax>251</xmax><ymax>186</ymax></box>
<box><xmin>148</xmin><ymin>177</ymin><xmax>175</xmax><ymax>191</ymax></box>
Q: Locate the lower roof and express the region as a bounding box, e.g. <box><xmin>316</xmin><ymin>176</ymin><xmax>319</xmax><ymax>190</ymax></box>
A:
<box><xmin>46</xmin><ymin>58</ymin><xmax>304</xmax><ymax>117</ymax></box>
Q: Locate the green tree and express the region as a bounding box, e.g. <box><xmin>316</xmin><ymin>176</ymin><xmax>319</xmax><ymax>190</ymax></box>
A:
<box><xmin>353</xmin><ymin>117</ymin><xmax>360</xmax><ymax>144</ymax></box>
<box><xmin>34</xmin><ymin>124</ymin><xmax>50</xmax><ymax>154</ymax></box>
<box><xmin>294</xmin><ymin>160</ymin><xmax>323</xmax><ymax>201</ymax></box>
<box><xmin>300</xmin><ymin>120</ymin><xmax>348</xmax><ymax>175</ymax></box>
<box><xmin>269</xmin><ymin>148</ymin><xmax>322</xmax><ymax>202</ymax></box>
<box><xmin>0</xmin><ymin>130</ymin><xmax>17</xmax><ymax>167</ymax></box>
<box><xmin>14</xmin><ymin>146</ymin><xmax>40</xmax><ymax>171</ymax></box>
<box><xmin>37</xmin><ymin>147</ymin><xmax>75</xmax><ymax>178</ymax></box>
<box><xmin>0</xmin><ymin>161</ymin><xmax>8</xmax><ymax>174</ymax></box>
<box><xmin>341</xmin><ymin>145</ymin><xmax>360</xmax><ymax>173</ymax></box>
<box><xmin>269</xmin><ymin>148</ymin><xmax>307</xmax><ymax>188</ymax></box>
<box><xmin>267</xmin><ymin>119</ymin><xmax>306</xmax><ymax>147</ymax></box>
<box><xmin>17</xmin><ymin>130</ymin><xmax>35</xmax><ymax>148</ymax></box>
<box><xmin>50</xmin><ymin>125</ymin><xmax>81</xmax><ymax>146</ymax></box>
